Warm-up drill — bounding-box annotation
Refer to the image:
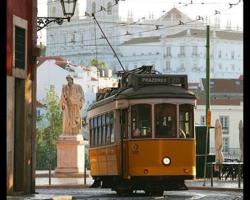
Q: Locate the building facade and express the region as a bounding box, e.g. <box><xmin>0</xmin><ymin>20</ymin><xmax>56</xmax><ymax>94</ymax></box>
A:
<box><xmin>46</xmin><ymin>0</ymin><xmax>121</xmax><ymax>69</ymax></box>
<box><xmin>45</xmin><ymin>2</ymin><xmax>243</xmax><ymax>82</ymax></box>
<box><xmin>194</xmin><ymin>77</ymin><xmax>243</xmax><ymax>159</ymax></box>
<box><xmin>6</xmin><ymin>0</ymin><xmax>38</xmax><ymax>194</ymax></box>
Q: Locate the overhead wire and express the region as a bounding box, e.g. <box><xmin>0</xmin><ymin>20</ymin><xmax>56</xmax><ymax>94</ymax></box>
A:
<box><xmin>44</xmin><ymin>0</ymin><xmax>242</xmax><ymax>54</ymax></box>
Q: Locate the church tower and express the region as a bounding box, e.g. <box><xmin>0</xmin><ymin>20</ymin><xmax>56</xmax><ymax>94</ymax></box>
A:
<box><xmin>86</xmin><ymin>0</ymin><xmax>119</xmax><ymax>21</ymax></box>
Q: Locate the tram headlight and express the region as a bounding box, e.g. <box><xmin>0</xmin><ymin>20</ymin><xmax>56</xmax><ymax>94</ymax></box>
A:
<box><xmin>162</xmin><ymin>156</ymin><xmax>171</xmax><ymax>166</ymax></box>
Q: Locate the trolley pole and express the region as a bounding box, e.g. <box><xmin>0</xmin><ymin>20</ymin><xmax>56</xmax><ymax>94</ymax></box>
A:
<box><xmin>203</xmin><ymin>25</ymin><xmax>211</xmax><ymax>186</ymax></box>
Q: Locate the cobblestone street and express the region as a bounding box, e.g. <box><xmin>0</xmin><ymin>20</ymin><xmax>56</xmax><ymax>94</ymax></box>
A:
<box><xmin>35</xmin><ymin>188</ymin><xmax>243</xmax><ymax>200</ymax></box>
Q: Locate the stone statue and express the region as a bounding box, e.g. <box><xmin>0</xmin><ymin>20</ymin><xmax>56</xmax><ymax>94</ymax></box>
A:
<box><xmin>60</xmin><ymin>75</ymin><xmax>85</xmax><ymax>136</ymax></box>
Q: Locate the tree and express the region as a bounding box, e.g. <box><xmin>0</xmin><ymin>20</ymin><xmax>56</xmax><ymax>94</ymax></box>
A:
<box><xmin>90</xmin><ymin>58</ymin><xmax>107</xmax><ymax>70</ymax></box>
<box><xmin>36</xmin><ymin>87</ymin><xmax>62</xmax><ymax>169</ymax></box>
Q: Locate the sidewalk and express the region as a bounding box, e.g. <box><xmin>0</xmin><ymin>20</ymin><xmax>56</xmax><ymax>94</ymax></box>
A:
<box><xmin>185</xmin><ymin>179</ymin><xmax>243</xmax><ymax>192</ymax></box>
<box><xmin>7</xmin><ymin>170</ymin><xmax>243</xmax><ymax>200</ymax></box>
<box><xmin>35</xmin><ymin>170</ymin><xmax>94</xmax><ymax>189</ymax></box>
<box><xmin>35</xmin><ymin>170</ymin><xmax>243</xmax><ymax>191</ymax></box>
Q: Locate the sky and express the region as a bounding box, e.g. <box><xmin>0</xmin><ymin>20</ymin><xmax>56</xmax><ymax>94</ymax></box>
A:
<box><xmin>37</xmin><ymin>0</ymin><xmax>243</xmax><ymax>44</ymax></box>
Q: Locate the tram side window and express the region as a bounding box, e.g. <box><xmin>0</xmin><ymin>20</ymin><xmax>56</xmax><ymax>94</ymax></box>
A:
<box><xmin>110</xmin><ymin>112</ymin><xmax>115</xmax><ymax>143</ymax></box>
<box><xmin>179</xmin><ymin>104</ymin><xmax>194</xmax><ymax>138</ymax></box>
<box><xmin>93</xmin><ymin>117</ymin><xmax>97</xmax><ymax>147</ymax></box>
<box><xmin>89</xmin><ymin>119</ymin><xmax>93</xmax><ymax>147</ymax></box>
<box><xmin>121</xmin><ymin>109</ymin><xmax>128</xmax><ymax>138</ymax></box>
<box><xmin>155</xmin><ymin>103</ymin><xmax>177</xmax><ymax>138</ymax></box>
<box><xmin>97</xmin><ymin>116</ymin><xmax>102</xmax><ymax>146</ymax></box>
<box><xmin>131</xmin><ymin>104</ymin><xmax>152</xmax><ymax>138</ymax></box>
<box><xmin>106</xmin><ymin>113</ymin><xmax>111</xmax><ymax>144</ymax></box>
<box><xmin>101</xmin><ymin>115</ymin><xmax>106</xmax><ymax>145</ymax></box>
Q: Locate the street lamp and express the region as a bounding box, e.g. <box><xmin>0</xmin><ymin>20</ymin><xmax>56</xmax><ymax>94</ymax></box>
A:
<box><xmin>37</xmin><ymin>0</ymin><xmax>77</xmax><ymax>31</ymax></box>
<box><xmin>60</xmin><ymin>0</ymin><xmax>77</xmax><ymax>18</ymax></box>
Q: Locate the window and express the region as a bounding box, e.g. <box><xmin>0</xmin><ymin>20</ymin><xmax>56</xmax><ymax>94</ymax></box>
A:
<box><xmin>107</xmin><ymin>2</ymin><xmax>112</xmax><ymax>15</ymax></box>
<box><xmin>222</xmin><ymin>137</ymin><xmax>229</xmax><ymax>153</ymax></box>
<box><xmin>220</xmin><ymin>116</ymin><xmax>229</xmax><ymax>134</ymax></box>
<box><xmin>15</xmin><ymin>26</ymin><xmax>26</xmax><ymax>70</ymax></box>
<box><xmin>179</xmin><ymin>104</ymin><xmax>194</xmax><ymax>138</ymax></box>
<box><xmin>178</xmin><ymin>63</ymin><xmax>185</xmax><ymax>72</ymax></box>
<box><xmin>101</xmin><ymin>115</ymin><xmax>105</xmax><ymax>145</ymax></box>
<box><xmin>110</xmin><ymin>112</ymin><xmax>115</xmax><ymax>143</ymax></box>
<box><xmin>192</xmin><ymin>63</ymin><xmax>198</xmax><ymax>72</ymax></box>
<box><xmin>89</xmin><ymin>112</ymin><xmax>114</xmax><ymax>147</ymax></box>
<box><xmin>180</xmin><ymin>46</ymin><xmax>185</xmax><ymax>56</ymax></box>
<box><xmin>121</xmin><ymin>109</ymin><xmax>128</xmax><ymax>138</ymax></box>
<box><xmin>106</xmin><ymin>113</ymin><xmax>111</xmax><ymax>144</ymax></box>
<box><xmin>164</xmin><ymin>61</ymin><xmax>171</xmax><ymax>72</ymax></box>
<box><xmin>192</xmin><ymin>46</ymin><xmax>198</xmax><ymax>56</ymax></box>
<box><xmin>89</xmin><ymin>119</ymin><xmax>93</xmax><ymax>146</ymax></box>
<box><xmin>131</xmin><ymin>104</ymin><xmax>152</xmax><ymax>138</ymax></box>
<box><xmin>231</xmin><ymin>64</ymin><xmax>235</xmax><ymax>71</ymax></box>
<box><xmin>166</xmin><ymin>47</ymin><xmax>171</xmax><ymax>57</ymax></box>
<box><xmin>218</xmin><ymin>50</ymin><xmax>222</xmax><ymax>59</ymax></box>
<box><xmin>219</xmin><ymin>64</ymin><xmax>222</xmax><ymax>70</ymax></box>
<box><xmin>97</xmin><ymin>116</ymin><xmax>102</xmax><ymax>145</ymax></box>
<box><xmin>71</xmin><ymin>33</ymin><xmax>76</xmax><ymax>43</ymax></box>
<box><xmin>81</xmin><ymin>33</ymin><xmax>84</xmax><ymax>44</ymax></box>
<box><xmin>93</xmin><ymin>117</ymin><xmax>98</xmax><ymax>146</ymax></box>
<box><xmin>155</xmin><ymin>103</ymin><xmax>176</xmax><ymax>138</ymax></box>
<box><xmin>13</xmin><ymin>15</ymin><xmax>27</xmax><ymax>79</ymax></box>
<box><xmin>231</xmin><ymin>51</ymin><xmax>235</xmax><ymax>59</ymax></box>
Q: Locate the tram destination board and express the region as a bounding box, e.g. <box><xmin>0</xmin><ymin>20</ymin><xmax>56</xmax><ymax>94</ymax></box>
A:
<box><xmin>128</xmin><ymin>74</ymin><xmax>188</xmax><ymax>89</ymax></box>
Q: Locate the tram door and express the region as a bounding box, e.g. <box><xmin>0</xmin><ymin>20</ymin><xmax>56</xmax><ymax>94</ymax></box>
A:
<box><xmin>120</xmin><ymin>109</ymin><xmax>129</xmax><ymax>178</ymax></box>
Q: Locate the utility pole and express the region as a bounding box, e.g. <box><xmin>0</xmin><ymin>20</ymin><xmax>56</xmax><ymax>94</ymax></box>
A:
<box><xmin>203</xmin><ymin>25</ymin><xmax>211</xmax><ymax>186</ymax></box>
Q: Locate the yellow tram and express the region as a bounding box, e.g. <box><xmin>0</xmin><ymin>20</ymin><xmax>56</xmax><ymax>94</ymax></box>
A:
<box><xmin>87</xmin><ymin>66</ymin><xmax>196</xmax><ymax>195</ymax></box>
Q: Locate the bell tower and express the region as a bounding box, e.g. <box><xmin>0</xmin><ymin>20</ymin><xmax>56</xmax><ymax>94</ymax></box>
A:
<box><xmin>86</xmin><ymin>0</ymin><xmax>119</xmax><ymax>21</ymax></box>
<box><xmin>47</xmin><ymin>0</ymin><xmax>64</xmax><ymax>18</ymax></box>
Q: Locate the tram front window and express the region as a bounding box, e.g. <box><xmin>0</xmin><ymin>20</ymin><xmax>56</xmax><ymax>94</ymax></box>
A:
<box><xmin>155</xmin><ymin>103</ymin><xmax>177</xmax><ymax>138</ymax></box>
<box><xmin>179</xmin><ymin>104</ymin><xmax>194</xmax><ymax>138</ymax></box>
<box><xmin>131</xmin><ymin>104</ymin><xmax>152</xmax><ymax>138</ymax></box>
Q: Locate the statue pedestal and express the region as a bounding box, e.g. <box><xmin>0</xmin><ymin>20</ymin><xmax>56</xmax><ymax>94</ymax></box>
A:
<box><xmin>55</xmin><ymin>134</ymin><xmax>85</xmax><ymax>176</ymax></box>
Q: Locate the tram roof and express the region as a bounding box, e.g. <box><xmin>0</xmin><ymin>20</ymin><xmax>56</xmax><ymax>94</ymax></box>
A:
<box><xmin>88</xmin><ymin>84</ymin><xmax>196</xmax><ymax>110</ymax></box>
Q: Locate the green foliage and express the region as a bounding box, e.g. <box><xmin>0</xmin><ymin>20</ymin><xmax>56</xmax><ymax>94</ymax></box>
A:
<box><xmin>36</xmin><ymin>87</ymin><xmax>62</xmax><ymax>170</ymax></box>
<box><xmin>90</xmin><ymin>58</ymin><xmax>107</xmax><ymax>70</ymax></box>
<box><xmin>38</xmin><ymin>43</ymin><xmax>46</xmax><ymax>56</ymax></box>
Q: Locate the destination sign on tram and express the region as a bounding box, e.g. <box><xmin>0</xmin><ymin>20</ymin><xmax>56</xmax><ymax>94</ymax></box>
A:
<box><xmin>134</xmin><ymin>74</ymin><xmax>188</xmax><ymax>89</ymax></box>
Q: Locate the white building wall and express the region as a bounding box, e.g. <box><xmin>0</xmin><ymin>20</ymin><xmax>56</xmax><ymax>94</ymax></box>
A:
<box><xmin>37</xmin><ymin>60</ymin><xmax>69</xmax><ymax>101</ymax></box>
<box><xmin>162</xmin><ymin>35</ymin><xmax>242</xmax><ymax>82</ymax></box>
<box><xmin>195</xmin><ymin>104</ymin><xmax>243</xmax><ymax>151</ymax></box>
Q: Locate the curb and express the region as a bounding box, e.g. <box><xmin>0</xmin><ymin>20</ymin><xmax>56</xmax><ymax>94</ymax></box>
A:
<box><xmin>7</xmin><ymin>196</ymin><xmax>75</xmax><ymax>200</ymax></box>
<box><xmin>36</xmin><ymin>184</ymin><xmax>91</xmax><ymax>189</ymax></box>
<box><xmin>187</xmin><ymin>186</ymin><xmax>243</xmax><ymax>192</ymax></box>
<box><xmin>35</xmin><ymin>184</ymin><xmax>243</xmax><ymax>192</ymax></box>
